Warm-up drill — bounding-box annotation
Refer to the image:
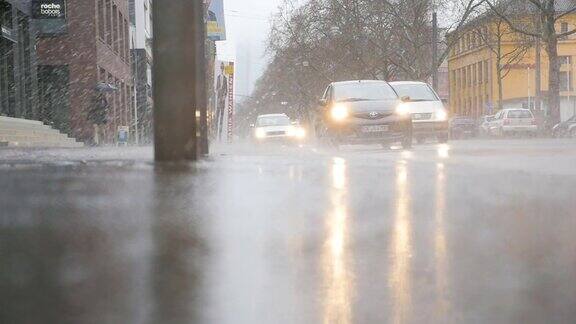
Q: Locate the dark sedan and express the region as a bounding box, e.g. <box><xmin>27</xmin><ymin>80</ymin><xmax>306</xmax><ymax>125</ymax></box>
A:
<box><xmin>314</xmin><ymin>80</ymin><xmax>413</xmax><ymax>149</ymax></box>
<box><xmin>552</xmin><ymin>115</ymin><xmax>576</xmax><ymax>138</ymax></box>
<box><xmin>449</xmin><ymin>116</ymin><xmax>477</xmax><ymax>139</ymax></box>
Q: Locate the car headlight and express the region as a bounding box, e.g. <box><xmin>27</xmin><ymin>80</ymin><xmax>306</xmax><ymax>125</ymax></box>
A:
<box><xmin>435</xmin><ymin>109</ymin><xmax>448</xmax><ymax>121</ymax></box>
<box><xmin>287</xmin><ymin>127</ymin><xmax>306</xmax><ymax>138</ymax></box>
<box><xmin>330</xmin><ymin>104</ymin><xmax>349</xmax><ymax>121</ymax></box>
<box><xmin>255</xmin><ymin>128</ymin><xmax>266</xmax><ymax>139</ymax></box>
<box><xmin>395</xmin><ymin>103</ymin><xmax>410</xmax><ymax>116</ymax></box>
<box><xmin>295</xmin><ymin>127</ymin><xmax>306</xmax><ymax>138</ymax></box>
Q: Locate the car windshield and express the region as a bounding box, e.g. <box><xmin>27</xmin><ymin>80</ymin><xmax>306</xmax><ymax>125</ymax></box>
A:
<box><xmin>333</xmin><ymin>83</ymin><xmax>398</xmax><ymax>102</ymax></box>
<box><xmin>256</xmin><ymin>116</ymin><xmax>291</xmax><ymax>127</ymax></box>
<box><xmin>391</xmin><ymin>83</ymin><xmax>438</xmax><ymax>102</ymax></box>
<box><xmin>507</xmin><ymin>110</ymin><xmax>533</xmax><ymax>118</ymax></box>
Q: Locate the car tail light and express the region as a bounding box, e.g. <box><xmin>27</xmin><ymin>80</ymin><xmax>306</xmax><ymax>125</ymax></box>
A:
<box><xmin>503</xmin><ymin>119</ymin><xmax>511</xmax><ymax>125</ymax></box>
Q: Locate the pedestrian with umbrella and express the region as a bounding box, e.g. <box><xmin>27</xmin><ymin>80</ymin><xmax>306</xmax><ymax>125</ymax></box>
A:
<box><xmin>88</xmin><ymin>83</ymin><xmax>115</xmax><ymax>145</ymax></box>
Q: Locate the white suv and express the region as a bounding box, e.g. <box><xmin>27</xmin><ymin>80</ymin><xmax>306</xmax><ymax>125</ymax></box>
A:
<box><xmin>489</xmin><ymin>109</ymin><xmax>538</xmax><ymax>137</ymax></box>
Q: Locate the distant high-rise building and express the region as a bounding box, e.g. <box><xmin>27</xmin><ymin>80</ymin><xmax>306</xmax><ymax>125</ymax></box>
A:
<box><xmin>129</xmin><ymin>0</ymin><xmax>153</xmax><ymax>143</ymax></box>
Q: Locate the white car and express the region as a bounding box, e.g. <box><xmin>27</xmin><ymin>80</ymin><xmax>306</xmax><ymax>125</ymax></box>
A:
<box><xmin>252</xmin><ymin>114</ymin><xmax>306</xmax><ymax>143</ymax></box>
<box><xmin>489</xmin><ymin>109</ymin><xmax>538</xmax><ymax>137</ymax></box>
<box><xmin>389</xmin><ymin>81</ymin><xmax>449</xmax><ymax>143</ymax></box>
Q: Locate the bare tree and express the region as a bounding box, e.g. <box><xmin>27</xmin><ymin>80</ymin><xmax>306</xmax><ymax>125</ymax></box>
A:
<box><xmin>241</xmin><ymin>0</ymin><xmax>486</xmax><ymax>130</ymax></box>
<box><xmin>486</xmin><ymin>0</ymin><xmax>576</xmax><ymax>123</ymax></box>
<box><xmin>472</xmin><ymin>15</ymin><xmax>533</xmax><ymax>110</ymax></box>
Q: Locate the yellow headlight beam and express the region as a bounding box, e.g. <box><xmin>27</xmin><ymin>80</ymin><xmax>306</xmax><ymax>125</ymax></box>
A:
<box><xmin>255</xmin><ymin>128</ymin><xmax>266</xmax><ymax>139</ymax></box>
<box><xmin>331</xmin><ymin>104</ymin><xmax>349</xmax><ymax>121</ymax></box>
<box><xmin>436</xmin><ymin>109</ymin><xmax>448</xmax><ymax>121</ymax></box>
<box><xmin>395</xmin><ymin>103</ymin><xmax>411</xmax><ymax>116</ymax></box>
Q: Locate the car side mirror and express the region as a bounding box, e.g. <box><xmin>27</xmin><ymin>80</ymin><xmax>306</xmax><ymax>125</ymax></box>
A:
<box><xmin>319</xmin><ymin>98</ymin><xmax>328</xmax><ymax>106</ymax></box>
<box><xmin>250</xmin><ymin>124</ymin><xmax>255</xmax><ymax>128</ymax></box>
<box><xmin>401</xmin><ymin>96</ymin><xmax>411</xmax><ymax>102</ymax></box>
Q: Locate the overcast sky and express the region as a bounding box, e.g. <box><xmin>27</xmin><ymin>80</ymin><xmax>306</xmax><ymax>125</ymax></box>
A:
<box><xmin>217</xmin><ymin>0</ymin><xmax>285</xmax><ymax>99</ymax></box>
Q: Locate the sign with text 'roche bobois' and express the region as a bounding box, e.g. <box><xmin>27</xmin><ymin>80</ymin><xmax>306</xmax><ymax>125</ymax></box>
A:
<box><xmin>32</xmin><ymin>0</ymin><xmax>67</xmax><ymax>20</ymax></box>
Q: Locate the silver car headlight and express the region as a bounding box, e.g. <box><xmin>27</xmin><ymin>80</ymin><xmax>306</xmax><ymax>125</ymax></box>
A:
<box><xmin>435</xmin><ymin>109</ymin><xmax>448</xmax><ymax>121</ymax></box>
<box><xmin>330</xmin><ymin>104</ymin><xmax>349</xmax><ymax>121</ymax></box>
<box><xmin>255</xmin><ymin>128</ymin><xmax>266</xmax><ymax>139</ymax></box>
<box><xmin>395</xmin><ymin>103</ymin><xmax>410</xmax><ymax>116</ymax></box>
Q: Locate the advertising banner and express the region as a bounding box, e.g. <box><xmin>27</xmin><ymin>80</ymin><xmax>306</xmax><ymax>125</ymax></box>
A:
<box><xmin>214</xmin><ymin>61</ymin><xmax>235</xmax><ymax>142</ymax></box>
<box><xmin>226</xmin><ymin>63</ymin><xmax>235</xmax><ymax>143</ymax></box>
<box><xmin>206</xmin><ymin>0</ymin><xmax>226</xmax><ymax>41</ymax></box>
<box><xmin>32</xmin><ymin>0</ymin><xmax>67</xmax><ymax>19</ymax></box>
<box><xmin>32</xmin><ymin>0</ymin><xmax>67</xmax><ymax>35</ymax></box>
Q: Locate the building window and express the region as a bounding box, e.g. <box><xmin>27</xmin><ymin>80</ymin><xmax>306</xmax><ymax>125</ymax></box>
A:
<box><xmin>105</xmin><ymin>0</ymin><xmax>112</xmax><ymax>46</ymax></box>
<box><xmin>112</xmin><ymin>5</ymin><xmax>118</xmax><ymax>53</ymax></box>
<box><xmin>561</xmin><ymin>22</ymin><xmax>568</xmax><ymax>34</ymax></box>
<box><xmin>98</xmin><ymin>0</ymin><xmax>105</xmax><ymax>41</ymax></box>
<box><xmin>478</xmin><ymin>96</ymin><xmax>482</xmax><ymax>116</ymax></box>
<box><xmin>560</xmin><ymin>71</ymin><xmax>572</xmax><ymax>91</ymax></box>
<box><xmin>98</xmin><ymin>67</ymin><xmax>106</xmax><ymax>82</ymax></box>
<box><xmin>124</xmin><ymin>20</ymin><xmax>130</xmax><ymax>61</ymax></box>
<box><xmin>147</xmin><ymin>64</ymin><xmax>152</xmax><ymax>85</ymax></box>
<box><xmin>484</xmin><ymin>60</ymin><xmax>489</xmax><ymax>84</ymax></box>
<box><xmin>559</xmin><ymin>56</ymin><xmax>571</xmax><ymax>66</ymax></box>
<box><xmin>144</xmin><ymin>1</ymin><xmax>150</xmax><ymax>36</ymax></box>
<box><xmin>478</xmin><ymin>62</ymin><xmax>483</xmax><ymax>84</ymax></box>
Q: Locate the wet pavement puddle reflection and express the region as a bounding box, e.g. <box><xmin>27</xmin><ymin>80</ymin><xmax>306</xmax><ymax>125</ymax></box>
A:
<box><xmin>322</xmin><ymin>157</ymin><xmax>354</xmax><ymax>324</ymax></box>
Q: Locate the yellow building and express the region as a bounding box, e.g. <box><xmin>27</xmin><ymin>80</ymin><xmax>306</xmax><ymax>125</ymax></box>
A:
<box><xmin>448</xmin><ymin>15</ymin><xmax>576</xmax><ymax>121</ymax></box>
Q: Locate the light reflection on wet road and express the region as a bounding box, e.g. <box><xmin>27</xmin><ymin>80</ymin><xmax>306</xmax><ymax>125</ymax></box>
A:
<box><xmin>390</xmin><ymin>160</ymin><xmax>412</xmax><ymax>324</ymax></box>
<box><xmin>1</xmin><ymin>140</ymin><xmax>576</xmax><ymax>323</ymax></box>
<box><xmin>322</xmin><ymin>157</ymin><xmax>352</xmax><ymax>324</ymax></box>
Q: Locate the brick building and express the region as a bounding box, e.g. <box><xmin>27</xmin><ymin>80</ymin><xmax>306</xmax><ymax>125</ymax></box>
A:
<box><xmin>129</xmin><ymin>0</ymin><xmax>152</xmax><ymax>144</ymax></box>
<box><xmin>36</xmin><ymin>0</ymin><xmax>132</xmax><ymax>143</ymax></box>
<box><xmin>0</xmin><ymin>0</ymin><xmax>39</xmax><ymax>120</ymax></box>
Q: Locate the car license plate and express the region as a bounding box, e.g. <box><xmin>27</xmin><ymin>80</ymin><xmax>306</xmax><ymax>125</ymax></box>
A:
<box><xmin>361</xmin><ymin>125</ymin><xmax>389</xmax><ymax>133</ymax></box>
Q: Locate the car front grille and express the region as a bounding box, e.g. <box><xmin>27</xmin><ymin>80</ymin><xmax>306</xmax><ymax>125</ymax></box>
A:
<box><xmin>267</xmin><ymin>131</ymin><xmax>286</xmax><ymax>136</ymax></box>
<box><xmin>412</xmin><ymin>113</ymin><xmax>433</xmax><ymax>120</ymax></box>
<box><xmin>354</xmin><ymin>112</ymin><xmax>393</xmax><ymax>120</ymax></box>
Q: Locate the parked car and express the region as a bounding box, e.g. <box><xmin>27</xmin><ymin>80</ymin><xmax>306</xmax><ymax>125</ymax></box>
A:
<box><xmin>552</xmin><ymin>115</ymin><xmax>576</xmax><ymax>138</ymax></box>
<box><xmin>252</xmin><ymin>114</ymin><xmax>306</xmax><ymax>143</ymax></box>
<box><xmin>389</xmin><ymin>81</ymin><xmax>449</xmax><ymax>144</ymax></box>
<box><xmin>449</xmin><ymin>116</ymin><xmax>477</xmax><ymax>139</ymax></box>
<box><xmin>314</xmin><ymin>80</ymin><xmax>413</xmax><ymax>149</ymax></box>
<box><xmin>478</xmin><ymin>115</ymin><xmax>496</xmax><ymax>137</ymax></box>
<box><xmin>489</xmin><ymin>109</ymin><xmax>538</xmax><ymax>137</ymax></box>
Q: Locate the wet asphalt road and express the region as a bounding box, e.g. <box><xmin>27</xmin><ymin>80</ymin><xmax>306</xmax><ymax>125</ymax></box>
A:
<box><xmin>1</xmin><ymin>139</ymin><xmax>576</xmax><ymax>324</ymax></box>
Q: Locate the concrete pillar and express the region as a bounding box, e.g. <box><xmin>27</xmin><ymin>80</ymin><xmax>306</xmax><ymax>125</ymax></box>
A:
<box><xmin>152</xmin><ymin>0</ymin><xmax>206</xmax><ymax>161</ymax></box>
